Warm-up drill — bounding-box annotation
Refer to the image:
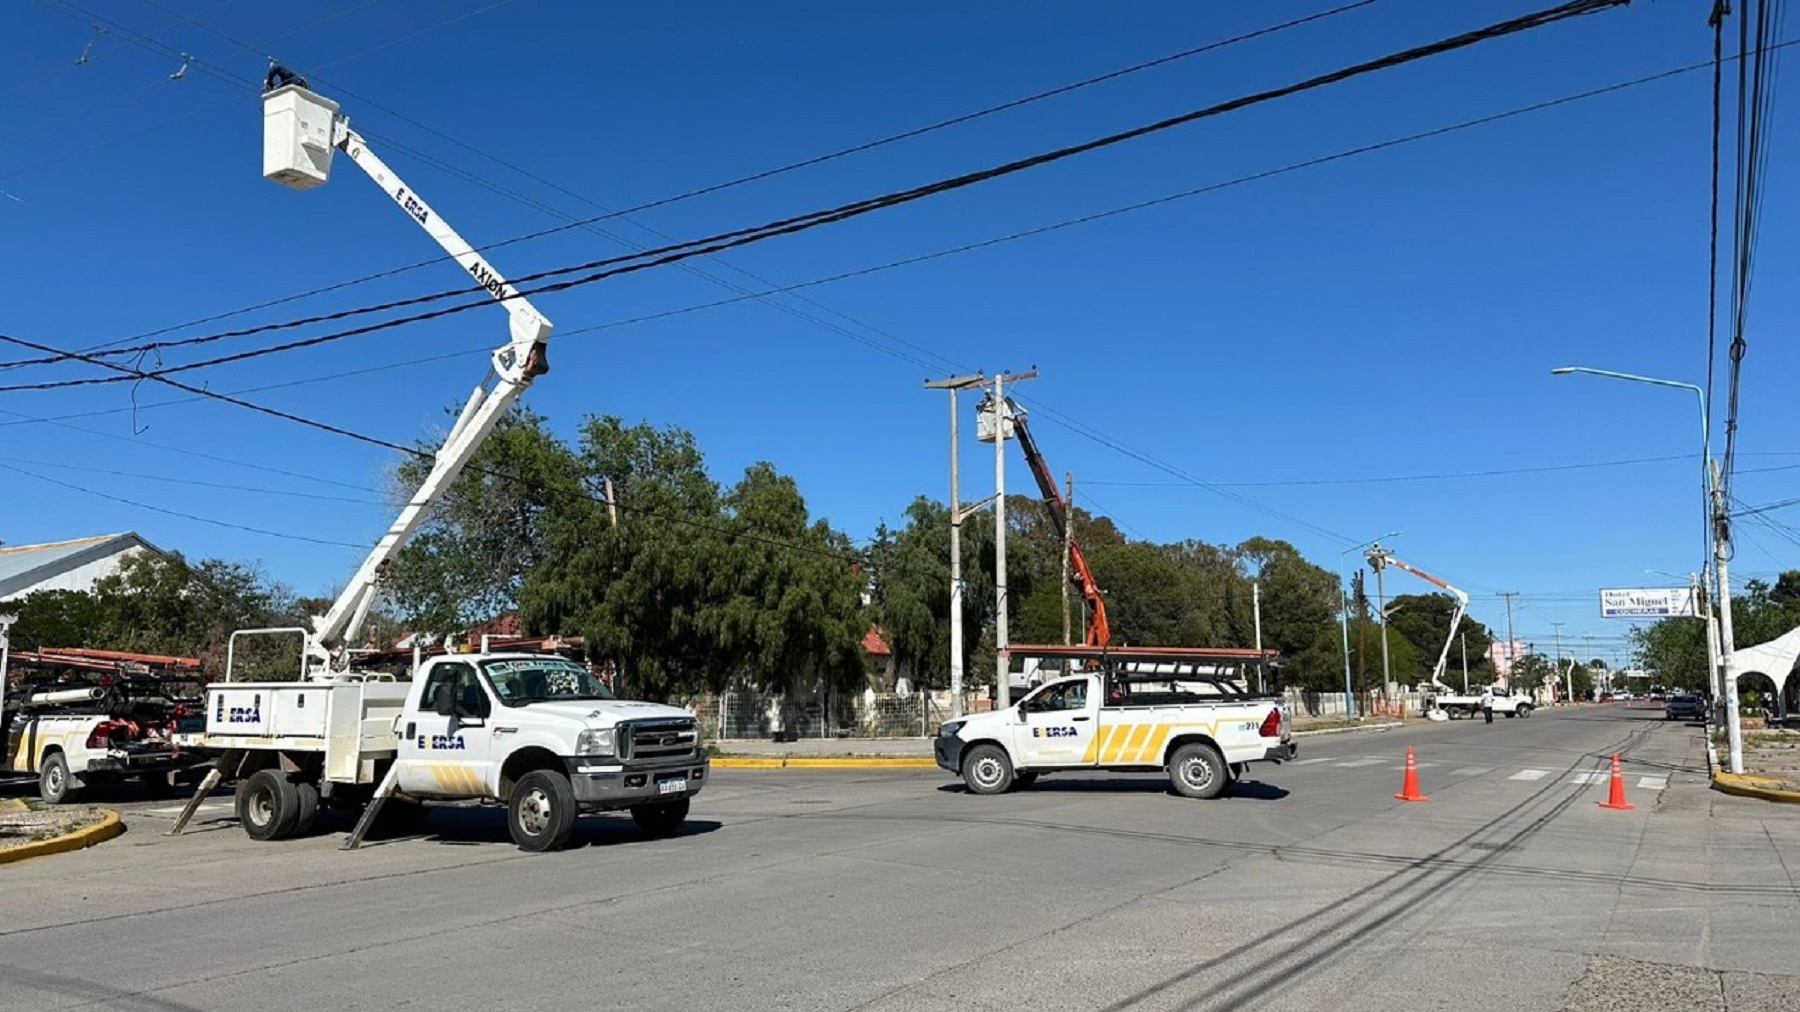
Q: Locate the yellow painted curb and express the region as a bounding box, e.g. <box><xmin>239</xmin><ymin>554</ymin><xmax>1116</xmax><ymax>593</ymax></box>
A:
<box><xmin>1711</xmin><ymin>773</ymin><xmax>1800</xmax><ymax>803</ymax></box>
<box><xmin>0</xmin><ymin>798</ymin><xmax>27</xmax><ymax>813</ymax></box>
<box><xmin>0</xmin><ymin>809</ymin><xmax>124</xmax><ymax>867</ymax></box>
<box><xmin>712</xmin><ymin>756</ymin><xmax>938</xmax><ymax>769</ymax></box>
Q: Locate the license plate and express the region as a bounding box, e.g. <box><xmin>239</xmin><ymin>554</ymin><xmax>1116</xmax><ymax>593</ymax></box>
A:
<box><xmin>657</xmin><ymin>777</ymin><xmax>687</xmax><ymax>795</ymax></box>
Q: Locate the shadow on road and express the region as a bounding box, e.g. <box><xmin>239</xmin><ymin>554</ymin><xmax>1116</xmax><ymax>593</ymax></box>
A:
<box><xmin>935</xmin><ymin>776</ymin><xmax>1290</xmax><ymax>801</ymax></box>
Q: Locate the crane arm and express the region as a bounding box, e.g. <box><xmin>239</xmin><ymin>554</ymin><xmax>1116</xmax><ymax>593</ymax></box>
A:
<box><xmin>1368</xmin><ymin>550</ymin><xmax>1469</xmax><ymax>692</ymax></box>
<box><xmin>265</xmin><ymin>74</ymin><xmax>554</xmax><ymax>671</ymax></box>
<box><xmin>1005</xmin><ymin>398</ymin><xmax>1110</xmax><ymax>648</ymax></box>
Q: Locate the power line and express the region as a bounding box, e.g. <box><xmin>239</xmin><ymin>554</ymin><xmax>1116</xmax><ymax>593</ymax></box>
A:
<box><xmin>0</xmin><ymin>455</ymin><xmax>384</xmax><ymax>505</ymax></box>
<box><xmin>0</xmin><ymin>0</ymin><xmax>1634</xmax><ymax>387</ymax></box>
<box><xmin>1083</xmin><ymin>454</ymin><xmax>1710</xmax><ymax>487</ymax></box>
<box><xmin>0</xmin><ymin>1</ymin><xmax>1379</xmax><ymax>374</ymax></box>
<box><xmin>0</xmin><ymin>461</ymin><xmax>366</xmax><ymax>548</ymax></box>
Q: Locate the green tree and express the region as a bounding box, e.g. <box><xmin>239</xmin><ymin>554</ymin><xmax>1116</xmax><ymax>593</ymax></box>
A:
<box><xmin>865</xmin><ymin>497</ymin><xmax>996</xmax><ymax>689</ymax></box>
<box><xmin>1234</xmin><ymin>538</ymin><xmax>1343</xmax><ymax>692</ymax></box>
<box><xmin>1383</xmin><ymin>592</ymin><xmax>1493</xmax><ymax>687</ymax></box>
<box><xmin>388</xmin><ymin>406</ymin><xmax>584</xmax><ymax>633</ymax></box>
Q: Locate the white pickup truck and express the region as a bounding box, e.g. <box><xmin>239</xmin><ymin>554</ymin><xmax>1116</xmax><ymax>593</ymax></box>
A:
<box><xmin>175</xmin><ymin>651</ymin><xmax>708</xmax><ymax>851</ymax></box>
<box><xmin>934</xmin><ymin>671</ymin><xmax>1295</xmax><ymax>797</ymax></box>
<box><xmin>1431</xmin><ymin>686</ymin><xmax>1535</xmax><ymax>720</ymax></box>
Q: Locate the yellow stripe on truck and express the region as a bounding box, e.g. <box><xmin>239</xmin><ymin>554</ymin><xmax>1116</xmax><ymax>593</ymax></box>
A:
<box><xmin>1135</xmin><ymin>725</ymin><xmax>1173</xmax><ymax>765</ymax></box>
<box><xmin>1110</xmin><ymin>724</ymin><xmax>1151</xmax><ymax>764</ymax></box>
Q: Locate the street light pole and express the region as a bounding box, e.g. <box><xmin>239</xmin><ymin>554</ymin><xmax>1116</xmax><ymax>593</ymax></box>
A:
<box><xmin>1552</xmin><ymin>366</ymin><xmax>1742</xmax><ymax>772</ymax></box>
<box><xmin>925</xmin><ymin>373</ymin><xmax>986</xmax><ymax>718</ymax></box>
<box><xmin>1339</xmin><ymin>531</ymin><xmax>1398</xmax><ymax>720</ymax></box>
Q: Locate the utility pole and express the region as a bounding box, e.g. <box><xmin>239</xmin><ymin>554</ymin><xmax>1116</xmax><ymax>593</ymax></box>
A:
<box><xmin>1354</xmin><ymin>569</ymin><xmax>1368</xmax><ymax>707</ymax></box>
<box><xmin>1499</xmin><ymin>591</ymin><xmax>1519</xmax><ymax>689</ymax></box>
<box><xmin>0</xmin><ymin>612</ymin><xmax>16</xmax><ymax>705</ymax></box>
<box><xmin>977</xmin><ymin>370</ymin><xmax>1037</xmax><ymax>710</ymax></box>
<box><xmin>1551</xmin><ymin>620</ymin><xmax>1569</xmax><ymax>704</ymax></box>
<box><xmin>1712</xmin><ymin>459</ymin><xmax>1744</xmax><ymax>773</ymax></box>
<box><xmin>924</xmin><ymin>372</ymin><xmax>987</xmax><ymax>718</ymax></box>
<box><xmin>1460</xmin><ymin>631</ymin><xmax>1469</xmax><ymax>694</ymax></box>
<box><xmin>1061</xmin><ymin>472</ymin><xmax>1073</xmax><ymax>650</ymax></box>
<box><xmin>1253</xmin><ymin>581</ymin><xmax>1265</xmax><ymax>694</ymax></box>
<box><xmin>604</xmin><ymin>476</ymin><xmax>619</xmax><ymax>527</ymax></box>
<box><xmin>1368</xmin><ymin>546</ymin><xmax>1393</xmax><ymax>700</ymax></box>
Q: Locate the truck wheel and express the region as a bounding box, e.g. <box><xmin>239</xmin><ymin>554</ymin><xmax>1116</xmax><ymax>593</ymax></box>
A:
<box><xmin>1010</xmin><ymin>772</ymin><xmax>1039</xmax><ymax>791</ymax></box>
<box><xmin>508</xmin><ymin>770</ymin><xmax>577</xmax><ymax>852</ymax></box>
<box><xmin>1517</xmin><ymin>705</ymin><xmax>1533</xmax><ymax>719</ymax></box>
<box><xmin>629</xmin><ymin>798</ymin><xmax>690</xmax><ymax>837</ymax></box>
<box><xmin>39</xmin><ymin>752</ymin><xmax>80</xmax><ymax>805</ymax></box>
<box><xmin>1168</xmin><ymin>743</ymin><xmax>1228</xmax><ymax>800</ymax></box>
<box><xmin>292</xmin><ymin>780</ymin><xmax>321</xmax><ymax>836</ymax></box>
<box><xmin>237</xmin><ymin>769</ymin><xmax>301</xmax><ymax>841</ymax></box>
<box><xmin>140</xmin><ymin>772</ymin><xmax>177</xmax><ymax>801</ymax></box>
<box><xmin>961</xmin><ymin>743</ymin><xmax>1014</xmax><ymax>795</ymax></box>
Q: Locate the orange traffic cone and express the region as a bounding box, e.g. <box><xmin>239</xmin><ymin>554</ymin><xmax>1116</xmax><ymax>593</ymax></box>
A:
<box><xmin>1395</xmin><ymin>746</ymin><xmax>1428</xmax><ymax>802</ymax></box>
<box><xmin>1598</xmin><ymin>753</ymin><xmax>1635</xmax><ymax>811</ymax></box>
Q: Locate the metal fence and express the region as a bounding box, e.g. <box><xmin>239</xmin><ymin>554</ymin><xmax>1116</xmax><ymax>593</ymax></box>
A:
<box><xmin>684</xmin><ymin>689</ymin><xmax>991</xmax><ymax>740</ymax></box>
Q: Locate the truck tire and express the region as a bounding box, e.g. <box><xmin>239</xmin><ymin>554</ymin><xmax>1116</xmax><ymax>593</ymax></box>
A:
<box><xmin>1517</xmin><ymin>705</ymin><xmax>1533</xmax><ymax>718</ymax></box>
<box><xmin>1168</xmin><ymin>743</ymin><xmax>1229</xmax><ymax>800</ymax></box>
<box><xmin>961</xmin><ymin>743</ymin><xmax>1014</xmax><ymax>795</ymax></box>
<box><xmin>237</xmin><ymin>769</ymin><xmax>301</xmax><ymax>841</ymax></box>
<box><xmin>39</xmin><ymin>752</ymin><xmax>80</xmax><ymax>805</ymax></box>
<box><xmin>292</xmin><ymin>780</ymin><xmax>321</xmax><ymax>836</ymax></box>
<box><xmin>508</xmin><ymin>770</ymin><xmax>577</xmax><ymax>852</ymax></box>
<box><xmin>630</xmin><ymin>798</ymin><xmax>690</xmax><ymax>837</ymax></box>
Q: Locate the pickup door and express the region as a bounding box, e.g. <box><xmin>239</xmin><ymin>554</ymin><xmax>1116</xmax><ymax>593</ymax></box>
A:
<box><xmin>1013</xmin><ymin>676</ymin><xmax>1099</xmax><ymax>769</ymax></box>
<box><xmin>396</xmin><ymin>661</ymin><xmax>499</xmax><ymax>797</ymax></box>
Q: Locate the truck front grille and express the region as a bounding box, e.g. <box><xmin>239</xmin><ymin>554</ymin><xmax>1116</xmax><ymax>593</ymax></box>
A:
<box><xmin>617</xmin><ymin>718</ymin><xmax>698</xmax><ymax>762</ymax></box>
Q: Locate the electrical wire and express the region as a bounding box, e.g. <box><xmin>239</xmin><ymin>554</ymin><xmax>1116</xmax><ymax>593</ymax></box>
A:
<box><xmin>0</xmin><ymin>455</ymin><xmax>384</xmax><ymax>505</ymax></box>
<box><xmin>0</xmin><ymin>462</ymin><xmax>365</xmax><ymax>547</ymax></box>
<box><xmin>0</xmin><ymin>1</ymin><xmax>1380</xmax><ymax>373</ymax></box>
<box><xmin>0</xmin><ymin>0</ymin><xmax>1634</xmax><ymax>387</ymax></box>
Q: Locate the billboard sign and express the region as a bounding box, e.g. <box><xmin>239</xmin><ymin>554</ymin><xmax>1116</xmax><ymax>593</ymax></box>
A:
<box><xmin>1600</xmin><ymin>587</ymin><xmax>1697</xmax><ymax>619</ymax></box>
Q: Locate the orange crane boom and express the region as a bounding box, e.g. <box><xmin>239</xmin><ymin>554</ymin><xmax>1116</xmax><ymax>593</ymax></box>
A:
<box><xmin>1002</xmin><ymin>397</ymin><xmax>1111</xmax><ymax>648</ymax></box>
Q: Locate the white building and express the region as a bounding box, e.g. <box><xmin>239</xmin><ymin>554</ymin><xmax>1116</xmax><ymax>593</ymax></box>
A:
<box><xmin>0</xmin><ymin>533</ymin><xmax>161</xmax><ymax>602</ymax></box>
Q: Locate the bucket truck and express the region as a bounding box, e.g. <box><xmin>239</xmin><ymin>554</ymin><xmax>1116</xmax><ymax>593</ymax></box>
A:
<box><xmin>169</xmin><ymin>67</ymin><xmax>707</xmax><ymax>852</ymax></box>
<box><xmin>1363</xmin><ymin>547</ymin><xmax>1524</xmax><ymax>719</ymax></box>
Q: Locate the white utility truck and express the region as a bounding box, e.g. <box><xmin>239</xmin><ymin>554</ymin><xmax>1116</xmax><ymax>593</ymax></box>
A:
<box><xmin>1433</xmin><ymin>685</ymin><xmax>1535</xmax><ymax>719</ymax></box>
<box><xmin>935</xmin><ymin>648</ymin><xmax>1295</xmax><ymax>798</ymax></box>
<box><xmin>168</xmin><ymin>66</ymin><xmax>707</xmax><ymax>852</ymax></box>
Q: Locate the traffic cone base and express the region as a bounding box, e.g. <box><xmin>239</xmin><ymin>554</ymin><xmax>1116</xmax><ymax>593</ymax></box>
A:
<box><xmin>1396</xmin><ymin>745</ymin><xmax>1428</xmax><ymax>802</ymax></box>
<box><xmin>1599</xmin><ymin>752</ymin><xmax>1635</xmax><ymax>811</ymax></box>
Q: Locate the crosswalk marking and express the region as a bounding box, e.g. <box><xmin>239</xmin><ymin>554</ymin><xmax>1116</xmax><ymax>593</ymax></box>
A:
<box><xmin>1333</xmin><ymin>759</ymin><xmax>1387</xmax><ymax>768</ymax></box>
<box><xmin>1451</xmin><ymin>766</ymin><xmax>1492</xmax><ymax>776</ymax></box>
<box><xmin>1636</xmin><ymin>776</ymin><xmax>1669</xmax><ymax>791</ymax></box>
<box><xmin>1509</xmin><ymin>769</ymin><xmax>1549</xmax><ymax>781</ymax></box>
<box><xmin>1569</xmin><ymin>772</ymin><xmax>1609</xmax><ymax>786</ymax></box>
<box><xmin>1289</xmin><ymin>757</ymin><xmax>1334</xmax><ymax>766</ymax></box>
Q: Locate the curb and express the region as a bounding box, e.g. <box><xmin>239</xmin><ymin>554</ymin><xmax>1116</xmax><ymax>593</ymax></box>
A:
<box><xmin>1293</xmin><ymin>721</ymin><xmax>1404</xmax><ymax>739</ymax></box>
<box><xmin>0</xmin><ymin>809</ymin><xmax>124</xmax><ymax>867</ymax></box>
<box><xmin>712</xmin><ymin>756</ymin><xmax>937</xmax><ymax>769</ymax></box>
<box><xmin>1710</xmin><ymin>772</ymin><xmax>1800</xmax><ymax>804</ymax></box>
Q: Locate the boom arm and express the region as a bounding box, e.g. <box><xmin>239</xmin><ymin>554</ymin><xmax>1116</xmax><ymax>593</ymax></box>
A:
<box><xmin>1002</xmin><ymin>396</ymin><xmax>1111</xmax><ymax>648</ymax></box>
<box><xmin>263</xmin><ymin>72</ymin><xmax>554</xmax><ymax>671</ymax></box>
<box><xmin>1367</xmin><ymin>549</ymin><xmax>1468</xmax><ymax>692</ymax></box>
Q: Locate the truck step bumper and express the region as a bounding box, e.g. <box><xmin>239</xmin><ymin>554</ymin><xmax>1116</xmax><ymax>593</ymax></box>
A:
<box><xmin>565</xmin><ymin>757</ymin><xmax>710</xmax><ymax>810</ymax></box>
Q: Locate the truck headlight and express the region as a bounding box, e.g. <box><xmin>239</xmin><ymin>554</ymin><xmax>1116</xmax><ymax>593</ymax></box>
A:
<box><xmin>939</xmin><ymin>721</ymin><xmax>965</xmax><ymax>738</ymax></box>
<box><xmin>575</xmin><ymin>728</ymin><xmax>616</xmax><ymax>757</ymax></box>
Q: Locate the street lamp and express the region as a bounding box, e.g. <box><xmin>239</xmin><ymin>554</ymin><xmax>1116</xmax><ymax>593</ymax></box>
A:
<box><xmin>923</xmin><ymin>373</ymin><xmax>987</xmax><ymax>718</ymax></box>
<box><xmin>1339</xmin><ymin>531</ymin><xmax>1399</xmax><ymax>719</ymax></box>
<box><xmin>1553</xmin><ymin>365</ymin><xmax>1742</xmax><ymax>773</ymax></box>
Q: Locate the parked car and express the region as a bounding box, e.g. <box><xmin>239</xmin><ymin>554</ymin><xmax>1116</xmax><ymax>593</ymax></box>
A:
<box><xmin>1665</xmin><ymin>694</ymin><xmax>1705</xmax><ymax>721</ymax></box>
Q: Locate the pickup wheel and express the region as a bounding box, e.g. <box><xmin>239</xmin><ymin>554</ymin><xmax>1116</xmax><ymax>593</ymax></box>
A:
<box><xmin>508</xmin><ymin>770</ymin><xmax>577</xmax><ymax>852</ymax></box>
<box><xmin>237</xmin><ymin>769</ymin><xmax>301</xmax><ymax>841</ymax></box>
<box><xmin>1168</xmin><ymin>743</ymin><xmax>1228</xmax><ymax>800</ymax></box>
<box><xmin>1517</xmin><ymin>705</ymin><xmax>1533</xmax><ymax>718</ymax></box>
<box><xmin>630</xmin><ymin>798</ymin><xmax>690</xmax><ymax>837</ymax></box>
<box><xmin>39</xmin><ymin>752</ymin><xmax>80</xmax><ymax>805</ymax></box>
<box><xmin>962</xmin><ymin>743</ymin><xmax>1015</xmax><ymax>795</ymax></box>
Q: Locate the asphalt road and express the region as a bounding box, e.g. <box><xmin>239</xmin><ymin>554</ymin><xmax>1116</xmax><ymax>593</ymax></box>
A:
<box><xmin>3</xmin><ymin>704</ymin><xmax>1797</xmax><ymax>1011</ymax></box>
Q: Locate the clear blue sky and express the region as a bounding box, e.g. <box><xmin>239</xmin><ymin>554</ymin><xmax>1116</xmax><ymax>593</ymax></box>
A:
<box><xmin>3</xmin><ymin>1</ymin><xmax>1795</xmax><ymax>665</ymax></box>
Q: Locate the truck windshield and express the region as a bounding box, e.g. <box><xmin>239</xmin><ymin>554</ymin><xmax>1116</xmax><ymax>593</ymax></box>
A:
<box><xmin>481</xmin><ymin>658</ymin><xmax>615</xmax><ymax>707</ymax></box>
